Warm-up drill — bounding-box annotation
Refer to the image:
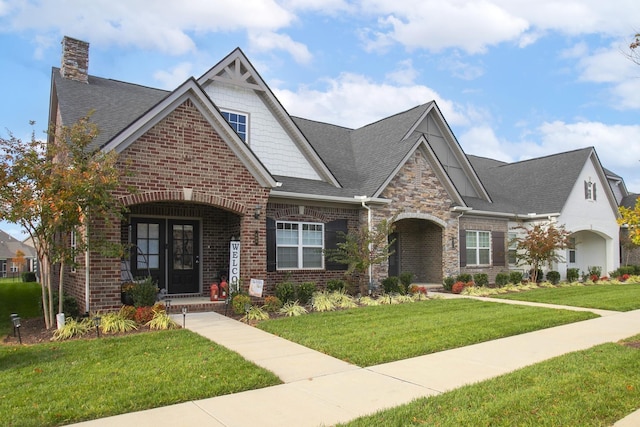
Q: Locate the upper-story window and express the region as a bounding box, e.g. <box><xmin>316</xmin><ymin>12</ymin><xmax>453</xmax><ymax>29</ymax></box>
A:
<box><xmin>221</xmin><ymin>110</ymin><xmax>248</xmax><ymax>143</ymax></box>
<box><xmin>584</xmin><ymin>179</ymin><xmax>597</xmax><ymax>201</ymax></box>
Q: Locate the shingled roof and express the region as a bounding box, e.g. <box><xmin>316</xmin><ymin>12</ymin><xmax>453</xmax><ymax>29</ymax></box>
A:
<box><xmin>52</xmin><ymin>68</ymin><xmax>168</xmax><ymax>151</ymax></box>
<box><xmin>467</xmin><ymin>147</ymin><xmax>594</xmax><ymax>214</ymax></box>
<box><xmin>0</xmin><ymin>230</ymin><xmax>34</xmax><ymax>261</ymax></box>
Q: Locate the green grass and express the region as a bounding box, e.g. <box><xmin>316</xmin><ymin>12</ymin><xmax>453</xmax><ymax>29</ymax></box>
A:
<box><xmin>0</xmin><ymin>281</ymin><xmax>42</xmax><ymax>335</ymax></box>
<box><xmin>492</xmin><ymin>283</ymin><xmax>640</xmax><ymax>311</ymax></box>
<box><xmin>342</xmin><ymin>337</ymin><xmax>640</xmax><ymax>426</ymax></box>
<box><xmin>0</xmin><ymin>330</ymin><xmax>282</xmax><ymax>427</ymax></box>
<box><xmin>257</xmin><ymin>298</ymin><xmax>598</xmax><ymax>366</ymax></box>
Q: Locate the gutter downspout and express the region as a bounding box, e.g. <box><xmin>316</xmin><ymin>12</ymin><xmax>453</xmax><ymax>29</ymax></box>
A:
<box><xmin>84</xmin><ymin>222</ymin><xmax>90</xmax><ymax>313</ymax></box>
<box><xmin>356</xmin><ymin>196</ymin><xmax>373</xmax><ymax>292</ymax></box>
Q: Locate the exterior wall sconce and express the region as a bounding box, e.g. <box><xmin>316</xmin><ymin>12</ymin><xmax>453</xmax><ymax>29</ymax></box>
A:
<box><xmin>254</xmin><ymin>205</ymin><xmax>262</xmax><ymax>219</ymax></box>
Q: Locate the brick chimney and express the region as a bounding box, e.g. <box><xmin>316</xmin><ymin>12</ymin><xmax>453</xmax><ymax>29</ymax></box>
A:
<box><xmin>60</xmin><ymin>36</ymin><xmax>89</xmax><ymax>83</ymax></box>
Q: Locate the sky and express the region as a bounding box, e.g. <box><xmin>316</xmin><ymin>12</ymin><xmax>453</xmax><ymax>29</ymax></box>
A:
<box><xmin>1</xmin><ymin>0</ymin><xmax>640</xmax><ymax>240</ymax></box>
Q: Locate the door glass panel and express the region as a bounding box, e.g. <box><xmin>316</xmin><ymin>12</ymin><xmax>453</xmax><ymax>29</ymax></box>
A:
<box><xmin>172</xmin><ymin>224</ymin><xmax>194</xmax><ymax>270</ymax></box>
<box><xmin>137</xmin><ymin>223</ymin><xmax>160</xmax><ymax>270</ymax></box>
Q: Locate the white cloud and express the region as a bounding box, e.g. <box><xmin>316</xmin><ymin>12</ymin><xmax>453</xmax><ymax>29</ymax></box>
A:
<box><xmin>247</xmin><ymin>31</ymin><xmax>312</xmax><ymax>65</ymax></box>
<box><xmin>458</xmin><ymin>125</ymin><xmax>514</xmax><ymax>163</ymax></box>
<box><xmin>274</xmin><ymin>72</ymin><xmax>469</xmax><ymax>128</ymax></box>
<box><xmin>385</xmin><ymin>59</ymin><xmax>418</xmax><ymax>85</ymax></box>
<box><xmin>438</xmin><ymin>55</ymin><xmax>484</xmax><ymax>81</ymax></box>
<box><xmin>153</xmin><ymin>62</ymin><xmax>193</xmax><ymax>89</ymax></box>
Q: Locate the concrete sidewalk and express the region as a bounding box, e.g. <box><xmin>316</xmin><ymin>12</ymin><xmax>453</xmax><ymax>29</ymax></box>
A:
<box><xmin>68</xmin><ymin>299</ymin><xmax>640</xmax><ymax>427</ymax></box>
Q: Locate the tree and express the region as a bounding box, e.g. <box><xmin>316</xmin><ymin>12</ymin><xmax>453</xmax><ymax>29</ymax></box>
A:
<box><xmin>511</xmin><ymin>222</ymin><xmax>571</xmax><ymax>283</ymax></box>
<box><xmin>325</xmin><ymin>217</ymin><xmax>396</xmax><ymax>294</ymax></box>
<box><xmin>628</xmin><ymin>33</ymin><xmax>640</xmax><ymax>65</ymax></box>
<box><xmin>618</xmin><ymin>199</ymin><xmax>640</xmax><ymax>259</ymax></box>
<box><xmin>0</xmin><ymin>117</ymin><xmax>126</xmax><ymax>328</ymax></box>
<box><xmin>11</xmin><ymin>249</ymin><xmax>26</xmax><ymax>274</ymax></box>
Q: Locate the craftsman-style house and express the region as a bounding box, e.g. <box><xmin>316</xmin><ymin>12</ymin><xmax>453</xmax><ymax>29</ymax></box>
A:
<box><xmin>49</xmin><ymin>37</ymin><xmax>624</xmax><ymax>313</ymax></box>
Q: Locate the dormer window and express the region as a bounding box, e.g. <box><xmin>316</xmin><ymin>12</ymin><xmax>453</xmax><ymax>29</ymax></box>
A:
<box><xmin>221</xmin><ymin>110</ymin><xmax>248</xmax><ymax>143</ymax></box>
<box><xmin>584</xmin><ymin>179</ymin><xmax>597</xmax><ymax>201</ymax></box>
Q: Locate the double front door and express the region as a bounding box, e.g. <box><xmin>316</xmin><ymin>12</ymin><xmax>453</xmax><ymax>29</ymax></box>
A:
<box><xmin>130</xmin><ymin>218</ymin><xmax>200</xmax><ymax>294</ymax></box>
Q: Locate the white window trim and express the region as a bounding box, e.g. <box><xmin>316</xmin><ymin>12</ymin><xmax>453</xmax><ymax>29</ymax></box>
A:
<box><xmin>466</xmin><ymin>230</ymin><xmax>491</xmax><ymax>266</ymax></box>
<box><xmin>276</xmin><ymin>220</ymin><xmax>324</xmax><ymax>270</ymax></box>
<box><xmin>507</xmin><ymin>231</ymin><xmax>518</xmax><ymax>265</ymax></box>
<box><xmin>221</xmin><ymin>109</ymin><xmax>249</xmax><ymax>144</ymax></box>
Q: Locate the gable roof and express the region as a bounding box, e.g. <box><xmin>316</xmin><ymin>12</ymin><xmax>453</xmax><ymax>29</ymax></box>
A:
<box><xmin>0</xmin><ymin>230</ymin><xmax>34</xmax><ymax>260</ymax></box>
<box><xmin>467</xmin><ymin>147</ymin><xmax>619</xmax><ymax>217</ymax></box>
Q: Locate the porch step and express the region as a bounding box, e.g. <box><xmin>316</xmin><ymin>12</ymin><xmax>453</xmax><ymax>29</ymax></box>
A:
<box><xmin>162</xmin><ymin>297</ymin><xmax>231</xmax><ymax>316</ymax></box>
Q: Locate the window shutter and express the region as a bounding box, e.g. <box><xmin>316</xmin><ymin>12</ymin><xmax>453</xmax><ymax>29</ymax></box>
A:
<box><xmin>266</xmin><ymin>217</ymin><xmax>276</xmax><ymax>272</ymax></box>
<box><xmin>459</xmin><ymin>229</ymin><xmax>467</xmax><ymax>267</ymax></box>
<box><xmin>325</xmin><ymin>219</ymin><xmax>348</xmax><ymax>271</ymax></box>
<box><xmin>593</xmin><ymin>183</ymin><xmax>597</xmax><ymax>200</ymax></box>
<box><xmin>492</xmin><ymin>231</ymin><xmax>505</xmax><ymax>267</ymax></box>
<box><xmin>584</xmin><ymin>181</ymin><xmax>588</xmax><ymax>199</ymax></box>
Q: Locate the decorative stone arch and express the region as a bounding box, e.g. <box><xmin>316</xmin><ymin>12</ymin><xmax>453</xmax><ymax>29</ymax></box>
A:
<box><xmin>388</xmin><ymin>212</ymin><xmax>446</xmax><ymax>283</ymax></box>
<box><xmin>119</xmin><ymin>189</ymin><xmax>247</xmax><ymax>215</ymax></box>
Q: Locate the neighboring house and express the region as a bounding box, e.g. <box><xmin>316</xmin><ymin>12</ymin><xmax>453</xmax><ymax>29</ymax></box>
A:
<box><xmin>0</xmin><ymin>230</ymin><xmax>36</xmax><ymax>278</ymax></box>
<box><xmin>49</xmin><ymin>36</ymin><xmax>625</xmax><ymax>312</ymax></box>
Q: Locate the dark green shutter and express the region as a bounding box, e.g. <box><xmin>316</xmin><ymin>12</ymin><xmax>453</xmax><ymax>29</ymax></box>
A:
<box><xmin>266</xmin><ymin>217</ymin><xmax>276</xmax><ymax>272</ymax></box>
<box><xmin>492</xmin><ymin>231</ymin><xmax>505</xmax><ymax>267</ymax></box>
<box><xmin>325</xmin><ymin>219</ymin><xmax>348</xmax><ymax>271</ymax></box>
<box><xmin>459</xmin><ymin>229</ymin><xmax>467</xmax><ymax>267</ymax></box>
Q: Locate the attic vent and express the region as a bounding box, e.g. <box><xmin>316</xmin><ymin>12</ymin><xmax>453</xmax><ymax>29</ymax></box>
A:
<box><xmin>60</xmin><ymin>36</ymin><xmax>89</xmax><ymax>83</ymax></box>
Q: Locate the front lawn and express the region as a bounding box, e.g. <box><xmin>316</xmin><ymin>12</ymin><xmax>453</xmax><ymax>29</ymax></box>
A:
<box><xmin>342</xmin><ymin>336</ymin><xmax>640</xmax><ymax>426</ymax></box>
<box><xmin>0</xmin><ymin>330</ymin><xmax>282</xmax><ymax>427</ymax></box>
<box><xmin>257</xmin><ymin>298</ymin><xmax>598</xmax><ymax>366</ymax></box>
<box><xmin>492</xmin><ymin>283</ymin><xmax>640</xmax><ymax>311</ymax></box>
<box><xmin>0</xmin><ymin>280</ymin><xmax>42</xmax><ymax>335</ymax></box>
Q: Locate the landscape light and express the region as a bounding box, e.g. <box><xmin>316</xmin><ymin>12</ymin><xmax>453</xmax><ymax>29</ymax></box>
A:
<box><xmin>93</xmin><ymin>316</ymin><xmax>101</xmax><ymax>338</ymax></box>
<box><xmin>182</xmin><ymin>307</ymin><xmax>187</xmax><ymax>328</ymax></box>
<box><xmin>12</xmin><ymin>315</ymin><xmax>22</xmax><ymax>344</ymax></box>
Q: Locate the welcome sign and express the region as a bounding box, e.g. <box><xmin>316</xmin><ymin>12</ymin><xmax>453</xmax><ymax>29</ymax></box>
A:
<box><xmin>229</xmin><ymin>240</ymin><xmax>240</xmax><ymax>293</ymax></box>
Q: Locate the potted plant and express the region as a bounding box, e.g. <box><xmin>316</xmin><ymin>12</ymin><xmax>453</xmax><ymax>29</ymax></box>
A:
<box><xmin>121</xmin><ymin>282</ymin><xmax>135</xmax><ymax>305</ymax></box>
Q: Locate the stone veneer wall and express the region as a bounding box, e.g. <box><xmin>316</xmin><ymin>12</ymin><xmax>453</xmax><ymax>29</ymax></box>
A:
<box><xmin>376</xmin><ymin>148</ymin><xmax>460</xmax><ymax>284</ymax></box>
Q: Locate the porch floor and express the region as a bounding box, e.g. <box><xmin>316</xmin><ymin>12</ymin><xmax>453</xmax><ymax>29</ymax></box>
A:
<box><xmin>161</xmin><ymin>296</ymin><xmax>230</xmax><ymax>316</ymax></box>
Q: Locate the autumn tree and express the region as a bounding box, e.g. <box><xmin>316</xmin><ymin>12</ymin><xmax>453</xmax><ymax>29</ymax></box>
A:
<box><xmin>618</xmin><ymin>198</ymin><xmax>640</xmax><ymax>248</ymax></box>
<box><xmin>511</xmin><ymin>222</ymin><xmax>571</xmax><ymax>283</ymax></box>
<box><xmin>0</xmin><ymin>117</ymin><xmax>125</xmax><ymax>328</ymax></box>
<box><xmin>325</xmin><ymin>217</ymin><xmax>396</xmax><ymax>294</ymax></box>
<box><xmin>628</xmin><ymin>33</ymin><xmax>640</xmax><ymax>65</ymax></box>
<box><xmin>11</xmin><ymin>249</ymin><xmax>26</xmax><ymax>274</ymax></box>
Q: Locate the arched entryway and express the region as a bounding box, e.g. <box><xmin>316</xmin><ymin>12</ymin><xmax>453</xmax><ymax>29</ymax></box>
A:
<box><xmin>389</xmin><ymin>216</ymin><xmax>444</xmax><ymax>283</ymax></box>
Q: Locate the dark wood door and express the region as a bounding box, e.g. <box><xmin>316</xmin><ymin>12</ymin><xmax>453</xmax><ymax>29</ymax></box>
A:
<box><xmin>168</xmin><ymin>220</ymin><xmax>200</xmax><ymax>294</ymax></box>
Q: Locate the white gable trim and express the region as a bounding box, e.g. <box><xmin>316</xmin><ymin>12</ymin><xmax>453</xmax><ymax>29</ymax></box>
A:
<box><xmin>101</xmin><ymin>78</ymin><xmax>277</xmax><ymax>188</ymax></box>
<box><xmin>198</xmin><ymin>48</ymin><xmax>340</xmax><ymax>187</ymax></box>
<box><xmin>587</xmin><ymin>149</ymin><xmax>621</xmax><ymax>218</ymax></box>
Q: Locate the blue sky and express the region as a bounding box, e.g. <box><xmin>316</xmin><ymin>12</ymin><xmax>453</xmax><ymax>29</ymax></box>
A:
<box><xmin>1</xmin><ymin>0</ymin><xmax>640</xmax><ymax>240</ymax></box>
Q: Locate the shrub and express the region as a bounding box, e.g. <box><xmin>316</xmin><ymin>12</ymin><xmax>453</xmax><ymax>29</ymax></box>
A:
<box><xmin>382</xmin><ymin>276</ymin><xmax>403</xmax><ymax>294</ymax></box>
<box><xmin>119</xmin><ymin>305</ymin><xmax>137</xmax><ymax>320</ymax></box>
<box><xmin>51</xmin><ymin>292</ymin><xmax>80</xmax><ymax>320</ymax></box>
<box><xmin>509</xmin><ymin>271</ymin><xmax>523</xmax><ymax>285</ymax></box>
<box><xmin>452</xmin><ymin>281</ymin><xmax>472</xmax><ymax>294</ymax></box>
<box><xmin>311</xmin><ymin>292</ymin><xmax>335</xmax><ymax>312</ymax></box>
<box><xmin>242</xmin><ymin>306</ymin><xmax>269</xmax><ymax>322</ymax></box>
<box><xmin>275</xmin><ymin>282</ymin><xmax>295</xmax><ymax>304</ymax></box>
<box><xmin>295</xmin><ymin>282</ymin><xmax>316</xmax><ymax>305</ymax></box>
<box><xmin>566</xmin><ymin>268</ymin><xmax>580</xmax><ymax>282</ymax></box>
<box><xmin>399</xmin><ymin>272</ymin><xmax>414</xmax><ymax>288</ymax></box>
<box><xmin>329</xmin><ymin>290</ymin><xmax>358</xmax><ymax>308</ymax></box>
<box><xmin>232</xmin><ymin>294</ymin><xmax>252</xmax><ymax>315</ymax></box>
<box><xmin>495</xmin><ymin>272</ymin><xmax>509</xmax><ymax>287</ymax></box>
<box><xmin>101</xmin><ymin>311</ymin><xmax>138</xmax><ymax>334</ymax></box>
<box><xmin>53</xmin><ymin>317</ymin><xmax>91</xmax><ymax>341</ymax></box>
<box><xmin>443</xmin><ymin>276</ymin><xmax>455</xmax><ymax>292</ymax></box>
<box><xmin>613</xmin><ymin>266</ymin><xmax>636</xmax><ymax>277</ymax></box>
<box><xmin>546</xmin><ymin>270</ymin><xmax>561</xmax><ymax>285</ymax></box>
<box><xmin>456</xmin><ymin>273</ymin><xmax>473</xmax><ymax>284</ymax></box>
<box><xmin>326</xmin><ymin>279</ymin><xmax>346</xmax><ymax>292</ymax></box>
<box><xmin>129</xmin><ymin>278</ymin><xmax>158</xmax><ymax>308</ymax></box>
<box><xmin>408</xmin><ymin>284</ymin><xmax>427</xmax><ymax>295</ymax></box>
<box><xmin>278</xmin><ymin>301</ymin><xmax>308</xmax><ymax>317</ymax></box>
<box><xmin>147</xmin><ymin>309</ymin><xmax>180</xmax><ymax>330</ymax></box>
<box><xmin>21</xmin><ymin>271</ymin><xmax>37</xmax><ymax>282</ymax></box>
<box><xmin>529</xmin><ymin>269</ymin><xmax>544</xmax><ymax>283</ymax></box>
<box><xmin>134</xmin><ymin>306</ymin><xmax>154</xmax><ymax>323</ymax></box>
<box><xmin>473</xmin><ymin>273</ymin><xmax>489</xmax><ymax>287</ymax></box>
<box><xmin>262</xmin><ymin>295</ymin><xmax>282</xmax><ymax>313</ymax></box>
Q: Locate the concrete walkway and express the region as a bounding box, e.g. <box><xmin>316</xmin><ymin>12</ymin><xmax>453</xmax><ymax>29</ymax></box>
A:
<box><xmin>68</xmin><ymin>296</ymin><xmax>640</xmax><ymax>427</ymax></box>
